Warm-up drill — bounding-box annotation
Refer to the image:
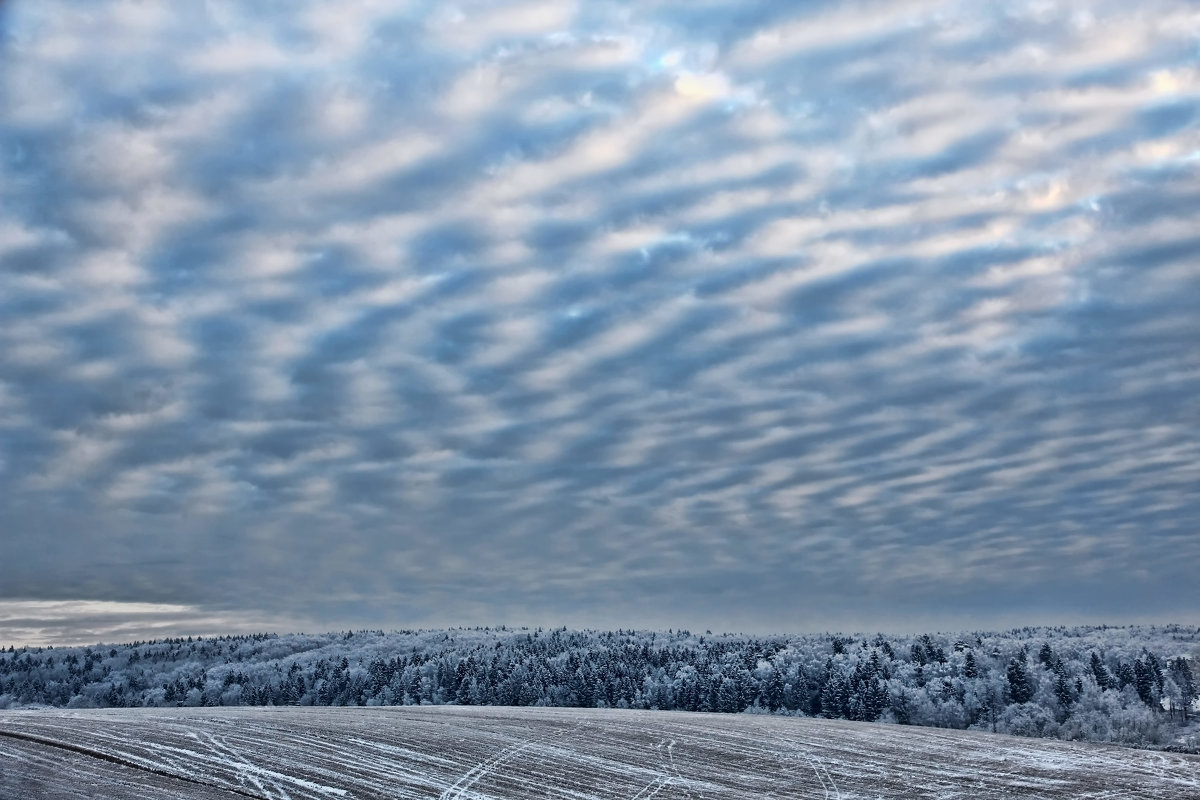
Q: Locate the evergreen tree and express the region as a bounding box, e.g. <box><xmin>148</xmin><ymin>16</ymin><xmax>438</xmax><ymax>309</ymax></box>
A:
<box><xmin>1169</xmin><ymin>657</ymin><xmax>1195</xmax><ymax>721</ymax></box>
<box><xmin>1115</xmin><ymin>661</ymin><xmax>1136</xmax><ymax>689</ymax></box>
<box><xmin>964</xmin><ymin>651</ymin><xmax>979</xmax><ymax>679</ymax></box>
<box><xmin>1006</xmin><ymin>659</ymin><xmax>1035</xmax><ymax>704</ymax></box>
<box><xmin>863</xmin><ymin>677</ymin><xmax>889</xmax><ymax>721</ymax></box>
<box><xmin>1133</xmin><ymin>659</ymin><xmax>1157</xmax><ymax>709</ymax></box>
<box><xmin>762</xmin><ymin>668</ymin><xmax>784</xmax><ymax>712</ymax></box>
<box><xmin>1089</xmin><ymin>652</ymin><xmax>1112</xmax><ymax>690</ymax></box>
<box><xmin>1053</xmin><ymin>671</ymin><xmax>1074</xmax><ymax>714</ymax></box>
<box><xmin>716</xmin><ymin>676</ymin><xmax>742</xmax><ymax>713</ymax></box>
<box><xmin>1037</xmin><ymin>643</ymin><xmax>1055</xmax><ymax>668</ymax></box>
<box><xmin>1145</xmin><ymin>652</ymin><xmax>1165</xmax><ymax>696</ymax></box>
<box><xmin>820</xmin><ymin>674</ymin><xmax>845</xmax><ymax>719</ymax></box>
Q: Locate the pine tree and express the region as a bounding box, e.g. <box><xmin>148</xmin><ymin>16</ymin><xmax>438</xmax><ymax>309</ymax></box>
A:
<box><xmin>1176</xmin><ymin>662</ymin><xmax>1195</xmax><ymax>724</ymax></box>
<box><xmin>820</xmin><ymin>674</ymin><xmax>846</xmax><ymax>719</ymax></box>
<box><xmin>964</xmin><ymin>651</ymin><xmax>979</xmax><ymax>679</ymax></box>
<box><xmin>1170</xmin><ymin>658</ymin><xmax>1195</xmax><ymax>721</ymax></box>
<box><xmin>1145</xmin><ymin>652</ymin><xmax>1165</xmax><ymax>696</ymax></box>
<box><xmin>762</xmin><ymin>668</ymin><xmax>784</xmax><ymax>712</ymax></box>
<box><xmin>1089</xmin><ymin>652</ymin><xmax>1112</xmax><ymax>690</ymax></box>
<box><xmin>863</xmin><ymin>677</ymin><xmax>889</xmax><ymax>721</ymax></box>
<box><xmin>1115</xmin><ymin>661</ymin><xmax>1136</xmax><ymax>689</ymax></box>
<box><xmin>910</xmin><ymin>644</ymin><xmax>928</xmax><ymax>666</ymax></box>
<box><xmin>1054</xmin><ymin>671</ymin><xmax>1074</xmax><ymax>714</ymax></box>
<box><xmin>1133</xmin><ymin>659</ymin><xmax>1157</xmax><ymax>709</ymax></box>
<box><xmin>1006</xmin><ymin>659</ymin><xmax>1035</xmax><ymax>704</ymax></box>
<box><xmin>1038</xmin><ymin>643</ymin><xmax>1055</xmax><ymax>668</ymax></box>
<box><xmin>716</xmin><ymin>676</ymin><xmax>742</xmax><ymax>713</ymax></box>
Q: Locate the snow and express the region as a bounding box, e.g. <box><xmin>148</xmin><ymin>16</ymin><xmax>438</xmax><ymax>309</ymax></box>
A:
<box><xmin>2</xmin><ymin>705</ymin><xmax>1198</xmax><ymax>799</ymax></box>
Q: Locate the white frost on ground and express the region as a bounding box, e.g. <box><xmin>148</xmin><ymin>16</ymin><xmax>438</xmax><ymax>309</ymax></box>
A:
<box><xmin>1</xmin><ymin>705</ymin><xmax>1198</xmax><ymax>799</ymax></box>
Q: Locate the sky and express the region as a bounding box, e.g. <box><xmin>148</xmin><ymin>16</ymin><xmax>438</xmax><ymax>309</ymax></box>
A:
<box><xmin>1</xmin><ymin>0</ymin><xmax>1198</xmax><ymax>647</ymax></box>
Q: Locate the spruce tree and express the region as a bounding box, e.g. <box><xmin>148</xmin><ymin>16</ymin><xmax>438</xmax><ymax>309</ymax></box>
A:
<box><xmin>1038</xmin><ymin>643</ymin><xmax>1055</xmax><ymax>668</ymax></box>
<box><xmin>1054</xmin><ymin>671</ymin><xmax>1074</xmax><ymax>714</ymax></box>
<box><xmin>964</xmin><ymin>651</ymin><xmax>979</xmax><ymax>679</ymax></box>
<box><xmin>1133</xmin><ymin>660</ymin><xmax>1157</xmax><ymax>709</ymax></box>
<box><xmin>1170</xmin><ymin>658</ymin><xmax>1196</xmax><ymax>721</ymax></box>
<box><xmin>1006</xmin><ymin>659</ymin><xmax>1035</xmax><ymax>704</ymax></box>
<box><xmin>1089</xmin><ymin>652</ymin><xmax>1112</xmax><ymax>689</ymax></box>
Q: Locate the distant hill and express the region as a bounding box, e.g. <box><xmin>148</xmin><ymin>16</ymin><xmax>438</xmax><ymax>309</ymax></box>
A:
<box><xmin>1</xmin><ymin>624</ymin><xmax>1197</xmax><ymax>750</ymax></box>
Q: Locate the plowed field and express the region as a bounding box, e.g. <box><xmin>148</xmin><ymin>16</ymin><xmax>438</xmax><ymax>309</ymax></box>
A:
<box><xmin>1</xmin><ymin>706</ymin><xmax>1196</xmax><ymax>799</ymax></box>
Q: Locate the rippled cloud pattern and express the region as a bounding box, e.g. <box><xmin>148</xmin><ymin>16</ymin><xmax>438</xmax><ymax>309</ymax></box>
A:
<box><xmin>1</xmin><ymin>0</ymin><xmax>1198</xmax><ymax>636</ymax></box>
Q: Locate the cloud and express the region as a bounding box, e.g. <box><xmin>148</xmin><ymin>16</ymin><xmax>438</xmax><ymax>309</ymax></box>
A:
<box><xmin>0</xmin><ymin>600</ymin><xmax>301</xmax><ymax>647</ymax></box>
<box><xmin>1</xmin><ymin>0</ymin><xmax>1198</xmax><ymax>643</ymax></box>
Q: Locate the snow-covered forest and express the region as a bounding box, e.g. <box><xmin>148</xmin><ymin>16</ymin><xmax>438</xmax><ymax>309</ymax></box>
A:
<box><xmin>1</xmin><ymin>625</ymin><xmax>1196</xmax><ymax>749</ymax></box>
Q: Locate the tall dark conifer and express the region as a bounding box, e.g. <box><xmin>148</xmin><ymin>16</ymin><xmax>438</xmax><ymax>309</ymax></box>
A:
<box><xmin>1006</xmin><ymin>659</ymin><xmax>1035</xmax><ymax>704</ymax></box>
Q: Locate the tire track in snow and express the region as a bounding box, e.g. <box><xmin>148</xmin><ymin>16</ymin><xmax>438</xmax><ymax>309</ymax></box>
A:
<box><xmin>627</xmin><ymin>771</ymin><xmax>673</xmax><ymax>800</ymax></box>
<box><xmin>197</xmin><ymin>730</ymin><xmax>293</xmax><ymax>800</ymax></box>
<box><xmin>804</xmin><ymin>754</ymin><xmax>840</xmax><ymax>800</ymax></box>
<box><xmin>663</xmin><ymin>738</ymin><xmax>702</xmax><ymax>800</ymax></box>
<box><xmin>434</xmin><ymin>716</ymin><xmax>606</xmax><ymax>800</ymax></box>
<box><xmin>124</xmin><ymin>726</ymin><xmax>351</xmax><ymax>800</ymax></box>
<box><xmin>6</xmin><ymin>707</ymin><xmax>1199</xmax><ymax>798</ymax></box>
<box><xmin>0</xmin><ymin>727</ymin><xmax>269</xmax><ymax>799</ymax></box>
<box><xmin>195</xmin><ymin>731</ymin><xmax>273</xmax><ymax>799</ymax></box>
<box><xmin>663</xmin><ymin>718</ymin><xmax>783</xmax><ymax>793</ymax></box>
<box><xmin>631</xmin><ymin>739</ymin><xmax>675</xmax><ymax>800</ymax></box>
<box><xmin>225</xmin><ymin>719</ymin><xmax>422</xmax><ymax>798</ymax></box>
<box><xmin>438</xmin><ymin>733</ymin><xmax>545</xmax><ymax>799</ymax></box>
<box><xmin>770</xmin><ymin>722</ymin><xmax>855</xmax><ymax>800</ymax></box>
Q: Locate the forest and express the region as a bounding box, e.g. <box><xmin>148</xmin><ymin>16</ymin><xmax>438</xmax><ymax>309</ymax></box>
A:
<box><xmin>1</xmin><ymin>624</ymin><xmax>1196</xmax><ymax>749</ymax></box>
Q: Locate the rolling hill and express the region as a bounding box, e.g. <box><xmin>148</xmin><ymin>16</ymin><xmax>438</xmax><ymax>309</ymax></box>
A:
<box><xmin>2</xmin><ymin>705</ymin><xmax>1197</xmax><ymax>799</ymax></box>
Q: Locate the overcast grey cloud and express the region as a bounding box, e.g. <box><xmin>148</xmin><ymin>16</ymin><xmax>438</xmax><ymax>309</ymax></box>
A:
<box><xmin>1</xmin><ymin>0</ymin><xmax>1199</xmax><ymax>645</ymax></box>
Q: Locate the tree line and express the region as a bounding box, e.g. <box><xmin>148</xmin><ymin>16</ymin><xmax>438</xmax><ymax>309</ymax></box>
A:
<box><xmin>1</xmin><ymin>624</ymin><xmax>1196</xmax><ymax>749</ymax></box>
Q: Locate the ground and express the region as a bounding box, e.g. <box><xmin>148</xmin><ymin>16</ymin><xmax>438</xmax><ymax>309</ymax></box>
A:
<box><xmin>1</xmin><ymin>706</ymin><xmax>1198</xmax><ymax>799</ymax></box>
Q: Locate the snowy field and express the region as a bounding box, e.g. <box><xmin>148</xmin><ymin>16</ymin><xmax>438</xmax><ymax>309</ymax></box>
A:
<box><xmin>1</xmin><ymin>706</ymin><xmax>1197</xmax><ymax>799</ymax></box>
